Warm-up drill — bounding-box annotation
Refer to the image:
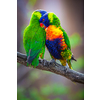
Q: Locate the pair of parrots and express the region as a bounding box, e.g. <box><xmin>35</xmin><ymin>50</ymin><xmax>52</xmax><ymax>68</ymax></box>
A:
<box><xmin>23</xmin><ymin>10</ymin><xmax>76</xmax><ymax>69</ymax></box>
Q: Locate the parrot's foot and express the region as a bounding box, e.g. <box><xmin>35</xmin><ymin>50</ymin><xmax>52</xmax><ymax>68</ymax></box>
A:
<box><xmin>50</xmin><ymin>59</ymin><xmax>56</xmax><ymax>63</ymax></box>
<box><xmin>50</xmin><ymin>59</ymin><xmax>56</xmax><ymax>66</ymax></box>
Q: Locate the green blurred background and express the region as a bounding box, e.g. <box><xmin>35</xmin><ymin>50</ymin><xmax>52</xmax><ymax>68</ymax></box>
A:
<box><xmin>17</xmin><ymin>0</ymin><xmax>84</xmax><ymax>100</ymax></box>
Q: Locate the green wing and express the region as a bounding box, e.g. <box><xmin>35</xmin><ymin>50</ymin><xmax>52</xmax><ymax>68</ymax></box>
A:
<box><xmin>60</xmin><ymin>27</ymin><xmax>71</xmax><ymax>50</ymax></box>
<box><xmin>52</xmin><ymin>14</ymin><xmax>60</xmax><ymax>27</ymax></box>
<box><xmin>23</xmin><ymin>24</ymin><xmax>46</xmax><ymax>67</ymax></box>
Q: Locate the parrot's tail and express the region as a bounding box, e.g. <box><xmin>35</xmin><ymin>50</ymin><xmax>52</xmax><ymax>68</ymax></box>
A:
<box><xmin>71</xmin><ymin>54</ymin><xmax>77</xmax><ymax>61</ymax></box>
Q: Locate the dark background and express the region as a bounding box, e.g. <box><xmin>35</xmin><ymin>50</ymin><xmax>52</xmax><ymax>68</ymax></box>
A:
<box><xmin>17</xmin><ymin>0</ymin><xmax>84</xmax><ymax>100</ymax></box>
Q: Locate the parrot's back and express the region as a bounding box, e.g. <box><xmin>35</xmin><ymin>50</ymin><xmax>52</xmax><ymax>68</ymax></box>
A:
<box><xmin>23</xmin><ymin>23</ymin><xmax>46</xmax><ymax>67</ymax></box>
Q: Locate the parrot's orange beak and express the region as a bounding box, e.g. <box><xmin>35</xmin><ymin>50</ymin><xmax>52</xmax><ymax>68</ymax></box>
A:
<box><xmin>40</xmin><ymin>23</ymin><xmax>47</xmax><ymax>29</ymax></box>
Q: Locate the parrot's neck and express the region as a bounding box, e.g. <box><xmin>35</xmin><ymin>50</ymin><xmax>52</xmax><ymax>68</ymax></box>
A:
<box><xmin>51</xmin><ymin>22</ymin><xmax>60</xmax><ymax>27</ymax></box>
<box><xmin>51</xmin><ymin>16</ymin><xmax>60</xmax><ymax>27</ymax></box>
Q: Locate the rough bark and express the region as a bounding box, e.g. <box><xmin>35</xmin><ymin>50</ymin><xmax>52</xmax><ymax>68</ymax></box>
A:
<box><xmin>17</xmin><ymin>52</ymin><xmax>84</xmax><ymax>84</ymax></box>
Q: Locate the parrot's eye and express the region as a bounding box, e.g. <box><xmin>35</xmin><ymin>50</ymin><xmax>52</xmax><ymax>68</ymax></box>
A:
<box><xmin>42</xmin><ymin>19</ymin><xmax>45</xmax><ymax>21</ymax></box>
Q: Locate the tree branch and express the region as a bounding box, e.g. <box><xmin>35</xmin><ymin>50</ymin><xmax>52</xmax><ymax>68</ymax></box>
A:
<box><xmin>17</xmin><ymin>52</ymin><xmax>84</xmax><ymax>84</ymax></box>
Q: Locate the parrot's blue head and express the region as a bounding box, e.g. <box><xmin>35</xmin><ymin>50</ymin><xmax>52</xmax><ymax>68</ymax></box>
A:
<box><xmin>39</xmin><ymin>12</ymin><xmax>60</xmax><ymax>28</ymax></box>
<box><xmin>39</xmin><ymin>13</ymin><xmax>50</xmax><ymax>27</ymax></box>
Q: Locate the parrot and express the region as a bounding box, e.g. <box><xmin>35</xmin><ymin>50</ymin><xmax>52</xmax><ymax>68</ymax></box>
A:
<box><xmin>23</xmin><ymin>10</ymin><xmax>47</xmax><ymax>67</ymax></box>
<box><xmin>39</xmin><ymin>12</ymin><xmax>76</xmax><ymax>69</ymax></box>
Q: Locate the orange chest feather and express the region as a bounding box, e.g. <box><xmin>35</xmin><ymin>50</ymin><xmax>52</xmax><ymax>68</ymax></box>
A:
<box><xmin>45</xmin><ymin>25</ymin><xmax>67</xmax><ymax>50</ymax></box>
<box><xmin>45</xmin><ymin>25</ymin><xmax>63</xmax><ymax>40</ymax></box>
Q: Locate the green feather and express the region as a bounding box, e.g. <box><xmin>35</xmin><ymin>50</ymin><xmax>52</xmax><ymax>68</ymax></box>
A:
<box><xmin>60</xmin><ymin>27</ymin><xmax>71</xmax><ymax>50</ymax></box>
<box><xmin>52</xmin><ymin>14</ymin><xmax>61</xmax><ymax>27</ymax></box>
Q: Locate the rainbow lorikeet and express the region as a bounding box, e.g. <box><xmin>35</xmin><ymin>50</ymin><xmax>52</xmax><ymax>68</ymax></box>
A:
<box><xmin>23</xmin><ymin>10</ymin><xmax>47</xmax><ymax>67</ymax></box>
<box><xmin>39</xmin><ymin>12</ymin><xmax>76</xmax><ymax>69</ymax></box>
